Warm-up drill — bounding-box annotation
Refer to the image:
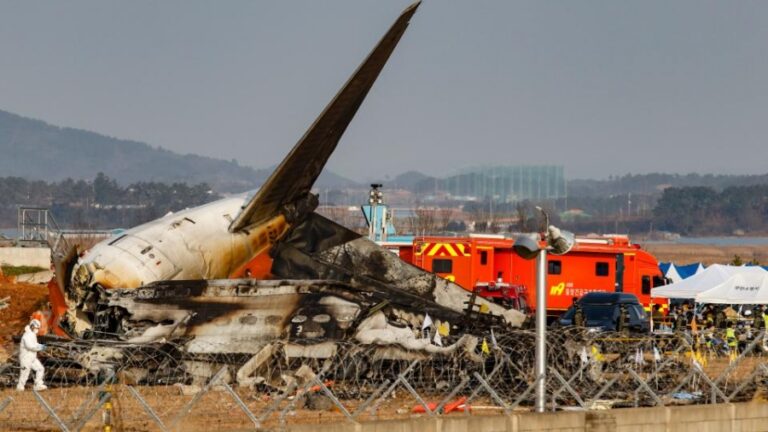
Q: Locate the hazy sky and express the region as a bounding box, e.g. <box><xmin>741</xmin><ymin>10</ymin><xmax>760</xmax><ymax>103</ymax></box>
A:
<box><xmin>2</xmin><ymin>1</ymin><xmax>767</xmax><ymax>181</ymax></box>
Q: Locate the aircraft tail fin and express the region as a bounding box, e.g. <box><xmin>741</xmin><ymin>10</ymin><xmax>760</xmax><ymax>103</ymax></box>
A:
<box><xmin>229</xmin><ymin>1</ymin><xmax>420</xmax><ymax>232</ymax></box>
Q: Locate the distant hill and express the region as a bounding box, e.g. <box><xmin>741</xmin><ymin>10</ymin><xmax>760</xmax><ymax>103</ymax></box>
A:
<box><xmin>389</xmin><ymin>170</ymin><xmax>434</xmax><ymax>190</ymax></box>
<box><xmin>0</xmin><ymin>109</ymin><xmax>358</xmax><ymax>192</ymax></box>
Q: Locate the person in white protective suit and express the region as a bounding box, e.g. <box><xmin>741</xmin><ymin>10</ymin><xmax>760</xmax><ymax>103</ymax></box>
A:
<box><xmin>16</xmin><ymin>319</ymin><xmax>47</xmax><ymax>391</ymax></box>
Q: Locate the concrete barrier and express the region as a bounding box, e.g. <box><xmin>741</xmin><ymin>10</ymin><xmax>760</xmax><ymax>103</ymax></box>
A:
<box><xmin>0</xmin><ymin>247</ymin><xmax>50</xmax><ymax>268</ymax></box>
<box><xmin>286</xmin><ymin>402</ymin><xmax>768</xmax><ymax>432</ymax></box>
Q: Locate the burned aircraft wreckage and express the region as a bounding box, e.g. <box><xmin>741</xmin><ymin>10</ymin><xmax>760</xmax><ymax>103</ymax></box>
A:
<box><xmin>35</xmin><ymin>2</ymin><xmax>526</xmax><ymax>381</ymax></box>
<box><xmin>86</xmin><ymin>215</ymin><xmax>522</xmax><ymax>353</ymax></box>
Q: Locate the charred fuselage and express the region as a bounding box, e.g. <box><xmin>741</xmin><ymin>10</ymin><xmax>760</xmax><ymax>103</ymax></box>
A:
<box><xmin>88</xmin><ymin>214</ymin><xmax>524</xmax><ymax>356</ymax></box>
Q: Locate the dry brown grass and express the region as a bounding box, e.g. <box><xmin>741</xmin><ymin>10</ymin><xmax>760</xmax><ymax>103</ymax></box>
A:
<box><xmin>0</xmin><ymin>280</ymin><xmax>49</xmax><ymax>362</ymax></box>
<box><xmin>640</xmin><ymin>243</ymin><xmax>768</xmax><ymax>266</ymax></box>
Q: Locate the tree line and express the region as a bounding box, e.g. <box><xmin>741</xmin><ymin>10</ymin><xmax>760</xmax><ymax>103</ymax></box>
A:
<box><xmin>380</xmin><ymin>184</ymin><xmax>768</xmax><ymax>237</ymax></box>
<box><xmin>653</xmin><ymin>185</ymin><xmax>768</xmax><ymax>235</ymax></box>
<box><xmin>0</xmin><ymin>173</ymin><xmax>220</xmax><ymax>230</ymax></box>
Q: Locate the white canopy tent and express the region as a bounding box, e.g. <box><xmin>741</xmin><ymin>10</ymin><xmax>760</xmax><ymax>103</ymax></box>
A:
<box><xmin>696</xmin><ymin>272</ymin><xmax>768</xmax><ymax>304</ymax></box>
<box><xmin>695</xmin><ymin>263</ymin><xmax>706</xmax><ymax>275</ymax></box>
<box><xmin>665</xmin><ymin>263</ymin><xmax>683</xmax><ymax>284</ymax></box>
<box><xmin>651</xmin><ymin>264</ymin><xmax>766</xmax><ymax>299</ymax></box>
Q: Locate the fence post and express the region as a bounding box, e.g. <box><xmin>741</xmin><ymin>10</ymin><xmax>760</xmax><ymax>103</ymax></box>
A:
<box><xmin>714</xmin><ymin>330</ymin><xmax>764</xmax><ymax>386</ymax></box>
<box><xmin>434</xmin><ymin>376</ymin><xmax>470</xmax><ymax>414</ymax></box>
<box><xmin>32</xmin><ymin>390</ymin><xmax>71</xmax><ymax>432</ymax></box>
<box><xmin>725</xmin><ymin>364</ymin><xmax>768</xmax><ymax>402</ymax></box>
<box><xmin>399</xmin><ymin>374</ymin><xmax>434</xmax><ymax>416</ymax></box>
<box><xmin>220</xmin><ymin>382</ymin><xmax>260</xmax><ymax>429</ymax></box>
<box><xmin>310</xmin><ymin>377</ymin><xmax>356</xmax><ymax>422</ymax></box>
<box><xmin>472</xmin><ymin>372</ymin><xmax>510</xmax><ymax>415</ymax></box>
<box><xmin>692</xmin><ymin>365</ymin><xmax>728</xmax><ymax>404</ymax></box>
<box><xmin>0</xmin><ymin>396</ymin><xmax>12</xmax><ymax>414</ymax></box>
<box><xmin>257</xmin><ymin>381</ymin><xmax>298</xmax><ymax>424</ymax></box>
<box><xmin>352</xmin><ymin>378</ymin><xmax>391</xmax><ymax>419</ymax></box>
<box><xmin>70</xmin><ymin>392</ymin><xmax>111</xmax><ymax>432</ymax></box>
<box><xmin>169</xmin><ymin>366</ymin><xmax>228</xmax><ymax>430</ymax></box>
<box><xmin>69</xmin><ymin>371</ymin><xmax>114</xmax><ymax>427</ymax></box>
<box><xmin>126</xmin><ymin>386</ymin><xmax>169</xmax><ymax>432</ymax></box>
<box><xmin>627</xmin><ymin>368</ymin><xmax>663</xmax><ymax>406</ymax></box>
<box><xmin>509</xmin><ymin>374</ymin><xmax>544</xmax><ymax>411</ymax></box>
<box><xmin>367</xmin><ymin>360</ymin><xmax>420</xmax><ymax>418</ymax></box>
<box><xmin>550</xmin><ymin>369</ymin><xmax>585</xmax><ymax>409</ymax></box>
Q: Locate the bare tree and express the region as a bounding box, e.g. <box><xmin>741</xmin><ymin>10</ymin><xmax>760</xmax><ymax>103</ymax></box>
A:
<box><xmin>408</xmin><ymin>207</ymin><xmax>438</xmax><ymax>236</ymax></box>
<box><xmin>515</xmin><ymin>202</ymin><xmax>531</xmax><ymax>232</ymax></box>
<box><xmin>468</xmin><ymin>204</ymin><xmax>487</xmax><ymax>233</ymax></box>
<box><xmin>437</xmin><ymin>208</ymin><xmax>454</xmax><ymax>232</ymax></box>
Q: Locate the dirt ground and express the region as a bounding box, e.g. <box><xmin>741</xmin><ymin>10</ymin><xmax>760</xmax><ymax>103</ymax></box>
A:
<box><xmin>640</xmin><ymin>242</ymin><xmax>768</xmax><ymax>266</ymax></box>
<box><xmin>0</xmin><ymin>280</ymin><xmax>48</xmax><ymax>362</ymax></box>
<box><xmin>0</xmin><ymin>385</ymin><xmax>492</xmax><ymax>432</ymax></box>
<box><xmin>0</xmin><ymin>356</ymin><xmax>763</xmax><ymax>432</ymax></box>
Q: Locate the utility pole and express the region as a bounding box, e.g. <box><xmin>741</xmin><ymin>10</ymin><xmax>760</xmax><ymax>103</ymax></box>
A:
<box><xmin>534</xmin><ymin>247</ymin><xmax>547</xmax><ymax>413</ymax></box>
<box><xmin>368</xmin><ymin>184</ymin><xmax>383</xmax><ymax>241</ymax></box>
<box><xmin>512</xmin><ymin>208</ymin><xmax>575</xmax><ymax>414</ymax></box>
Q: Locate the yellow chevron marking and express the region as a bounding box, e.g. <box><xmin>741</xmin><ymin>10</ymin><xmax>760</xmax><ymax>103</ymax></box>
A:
<box><xmin>427</xmin><ymin>243</ymin><xmax>442</xmax><ymax>256</ymax></box>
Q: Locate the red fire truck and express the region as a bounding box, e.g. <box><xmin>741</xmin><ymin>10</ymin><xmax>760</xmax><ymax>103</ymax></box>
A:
<box><xmin>398</xmin><ymin>234</ymin><xmax>667</xmax><ymax>317</ymax></box>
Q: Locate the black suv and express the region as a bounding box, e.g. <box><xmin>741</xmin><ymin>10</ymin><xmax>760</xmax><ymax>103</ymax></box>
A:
<box><xmin>558</xmin><ymin>292</ymin><xmax>650</xmax><ymax>333</ymax></box>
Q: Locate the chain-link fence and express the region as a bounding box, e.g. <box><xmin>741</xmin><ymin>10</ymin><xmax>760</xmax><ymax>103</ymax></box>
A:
<box><xmin>1</xmin><ymin>328</ymin><xmax>767</xmax><ymax>431</ymax></box>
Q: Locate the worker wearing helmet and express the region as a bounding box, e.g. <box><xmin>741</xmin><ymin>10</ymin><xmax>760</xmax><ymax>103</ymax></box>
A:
<box><xmin>16</xmin><ymin>319</ymin><xmax>47</xmax><ymax>391</ymax></box>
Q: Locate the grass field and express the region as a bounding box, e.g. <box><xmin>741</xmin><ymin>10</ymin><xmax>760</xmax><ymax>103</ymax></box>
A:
<box><xmin>0</xmin><ymin>265</ymin><xmax>46</xmax><ymax>276</ymax></box>
<box><xmin>640</xmin><ymin>242</ymin><xmax>768</xmax><ymax>266</ymax></box>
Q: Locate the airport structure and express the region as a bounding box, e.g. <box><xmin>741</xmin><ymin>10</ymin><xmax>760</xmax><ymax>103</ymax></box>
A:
<box><xmin>435</xmin><ymin>165</ymin><xmax>566</xmax><ymax>202</ymax></box>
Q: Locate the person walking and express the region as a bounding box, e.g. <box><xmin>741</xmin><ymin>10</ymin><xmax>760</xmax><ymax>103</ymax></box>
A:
<box><xmin>752</xmin><ymin>306</ymin><xmax>763</xmax><ymax>330</ymax></box>
<box><xmin>674</xmin><ymin>305</ymin><xmax>689</xmax><ymax>332</ymax></box>
<box><xmin>715</xmin><ymin>307</ymin><xmax>727</xmax><ymax>330</ymax></box>
<box><xmin>573</xmin><ymin>298</ymin><xmax>585</xmax><ymax>327</ymax></box>
<box><xmin>725</xmin><ymin>321</ymin><xmax>738</xmax><ymax>356</ymax></box>
<box><xmin>16</xmin><ymin>319</ymin><xmax>47</xmax><ymax>391</ymax></box>
<box><xmin>651</xmin><ymin>304</ymin><xmax>665</xmax><ymax>331</ymax></box>
<box><xmin>617</xmin><ymin>304</ymin><xmax>630</xmax><ymax>335</ymax></box>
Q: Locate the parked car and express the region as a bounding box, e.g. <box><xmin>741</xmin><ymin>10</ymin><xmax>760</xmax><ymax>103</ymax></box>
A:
<box><xmin>557</xmin><ymin>292</ymin><xmax>650</xmax><ymax>333</ymax></box>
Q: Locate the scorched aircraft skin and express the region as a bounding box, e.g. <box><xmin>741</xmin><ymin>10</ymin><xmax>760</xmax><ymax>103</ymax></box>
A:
<box><xmin>48</xmin><ymin>2</ymin><xmax>524</xmax><ymax>359</ymax></box>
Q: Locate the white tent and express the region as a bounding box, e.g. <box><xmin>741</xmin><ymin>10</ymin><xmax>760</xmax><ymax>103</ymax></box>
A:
<box><xmin>665</xmin><ymin>263</ymin><xmax>683</xmax><ymax>284</ymax></box>
<box><xmin>651</xmin><ymin>264</ymin><xmax>766</xmax><ymax>299</ymax></box>
<box><xmin>695</xmin><ymin>263</ymin><xmax>706</xmax><ymax>275</ymax></box>
<box><xmin>696</xmin><ymin>272</ymin><xmax>768</xmax><ymax>304</ymax></box>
